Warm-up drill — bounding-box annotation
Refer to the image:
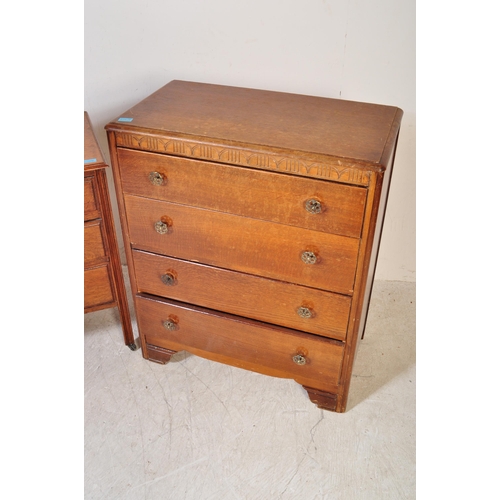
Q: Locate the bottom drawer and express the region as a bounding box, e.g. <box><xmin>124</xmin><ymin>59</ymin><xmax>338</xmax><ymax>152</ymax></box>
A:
<box><xmin>84</xmin><ymin>265</ymin><xmax>114</xmax><ymax>309</ymax></box>
<box><xmin>136</xmin><ymin>295</ymin><xmax>344</xmax><ymax>394</ymax></box>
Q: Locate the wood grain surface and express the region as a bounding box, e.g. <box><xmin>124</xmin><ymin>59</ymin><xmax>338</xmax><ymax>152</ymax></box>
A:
<box><xmin>137</xmin><ymin>295</ymin><xmax>344</xmax><ymax>394</ymax></box>
<box><xmin>118</xmin><ymin>148</ymin><xmax>367</xmax><ymax>238</ymax></box>
<box><xmin>84</xmin><ymin>265</ymin><xmax>114</xmax><ymax>310</ymax></box>
<box><xmin>84</xmin><ymin>220</ymin><xmax>107</xmax><ymax>265</ymax></box>
<box><xmin>132</xmin><ymin>249</ymin><xmax>351</xmax><ymax>340</ymax></box>
<box><xmin>107</xmin><ymin>80</ymin><xmax>401</xmax><ymax>166</ymax></box>
<box><xmin>125</xmin><ymin>195</ymin><xmax>360</xmax><ymax>295</ymax></box>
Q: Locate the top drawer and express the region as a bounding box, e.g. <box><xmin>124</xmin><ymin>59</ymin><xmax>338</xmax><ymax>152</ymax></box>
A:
<box><xmin>117</xmin><ymin>148</ymin><xmax>367</xmax><ymax>238</ymax></box>
<box><xmin>84</xmin><ymin>174</ymin><xmax>100</xmax><ymax>221</ymax></box>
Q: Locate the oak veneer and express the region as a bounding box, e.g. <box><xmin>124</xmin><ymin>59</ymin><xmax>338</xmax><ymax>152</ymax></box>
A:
<box><xmin>117</xmin><ymin>148</ymin><xmax>367</xmax><ymax>237</ymax></box>
<box><xmin>132</xmin><ymin>250</ymin><xmax>351</xmax><ymax>341</ymax></box>
<box><xmin>106</xmin><ymin>80</ymin><xmax>403</xmax><ymax>412</ymax></box>
<box><xmin>124</xmin><ymin>195</ymin><xmax>360</xmax><ymax>295</ymax></box>
<box><xmin>136</xmin><ymin>295</ymin><xmax>344</xmax><ymax>395</ymax></box>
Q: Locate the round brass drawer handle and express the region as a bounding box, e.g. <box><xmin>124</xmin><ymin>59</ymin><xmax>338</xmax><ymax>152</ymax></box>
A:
<box><xmin>160</xmin><ymin>272</ymin><xmax>176</xmax><ymax>286</ymax></box>
<box><xmin>149</xmin><ymin>171</ymin><xmax>165</xmax><ymax>186</ymax></box>
<box><xmin>154</xmin><ymin>220</ymin><xmax>170</xmax><ymax>234</ymax></box>
<box><xmin>292</xmin><ymin>354</ymin><xmax>307</xmax><ymax>366</ymax></box>
<box><xmin>297</xmin><ymin>306</ymin><xmax>313</xmax><ymax>319</ymax></box>
<box><xmin>301</xmin><ymin>251</ymin><xmax>317</xmax><ymax>265</ymax></box>
<box><xmin>305</xmin><ymin>199</ymin><xmax>322</xmax><ymax>214</ymax></box>
<box><xmin>163</xmin><ymin>319</ymin><xmax>178</xmax><ymax>331</ymax></box>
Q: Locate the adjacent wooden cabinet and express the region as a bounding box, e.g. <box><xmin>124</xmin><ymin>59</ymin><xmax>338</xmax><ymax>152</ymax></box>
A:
<box><xmin>84</xmin><ymin>112</ymin><xmax>136</xmax><ymax>350</ymax></box>
<box><xmin>105</xmin><ymin>81</ymin><xmax>403</xmax><ymax>412</ymax></box>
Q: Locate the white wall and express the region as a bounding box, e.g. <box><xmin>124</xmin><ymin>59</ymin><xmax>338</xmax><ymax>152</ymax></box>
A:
<box><xmin>85</xmin><ymin>0</ymin><xmax>415</xmax><ymax>282</ymax></box>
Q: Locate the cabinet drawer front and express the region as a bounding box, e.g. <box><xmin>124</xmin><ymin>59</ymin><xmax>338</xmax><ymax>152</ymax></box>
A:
<box><xmin>117</xmin><ymin>148</ymin><xmax>366</xmax><ymax>238</ymax></box>
<box><xmin>84</xmin><ymin>220</ymin><xmax>107</xmax><ymax>266</ymax></box>
<box><xmin>84</xmin><ymin>265</ymin><xmax>114</xmax><ymax>309</ymax></box>
<box><xmin>84</xmin><ymin>174</ymin><xmax>100</xmax><ymax>221</ymax></box>
<box><xmin>125</xmin><ymin>195</ymin><xmax>359</xmax><ymax>295</ymax></box>
<box><xmin>133</xmin><ymin>250</ymin><xmax>351</xmax><ymax>340</ymax></box>
<box><xmin>137</xmin><ymin>296</ymin><xmax>343</xmax><ymax>393</ymax></box>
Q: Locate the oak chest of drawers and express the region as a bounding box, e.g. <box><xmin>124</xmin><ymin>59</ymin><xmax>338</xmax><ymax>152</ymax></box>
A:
<box><xmin>106</xmin><ymin>81</ymin><xmax>403</xmax><ymax>412</ymax></box>
<box><xmin>84</xmin><ymin>112</ymin><xmax>136</xmax><ymax>350</ymax></box>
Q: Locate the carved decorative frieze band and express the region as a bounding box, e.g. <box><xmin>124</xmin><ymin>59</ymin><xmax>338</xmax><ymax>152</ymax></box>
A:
<box><xmin>115</xmin><ymin>132</ymin><xmax>372</xmax><ymax>186</ymax></box>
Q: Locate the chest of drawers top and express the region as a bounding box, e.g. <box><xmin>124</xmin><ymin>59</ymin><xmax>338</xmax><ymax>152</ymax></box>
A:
<box><xmin>105</xmin><ymin>80</ymin><xmax>402</xmax><ymax>185</ymax></box>
<box><xmin>84</xmin><ymin>111</ymin><xmax>106</xmax><ymax>171</ymax></box>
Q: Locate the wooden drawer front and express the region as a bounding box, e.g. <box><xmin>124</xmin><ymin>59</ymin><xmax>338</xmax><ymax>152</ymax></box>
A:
<box><xmin>117</xmin><ymin>148</ymin><xmax>366</xmax><ymax>238</ymax></box>
<box><xmin>125</xmin><ymin>195</ymin><xmax>359</xmax><ymax>295</ymax></box>
<box><xmin>84</xmin><ymin>220</ymin><xmax>107</xmax><ymax>266</ymax></box>
<box><xmin>84</xmin><ymin>174</ymin><xmax>100</xmax><ymax>221</ymax></box>
<box><xmin>84</xmin><ymin>265</ymin><xmax>114</xmax><ymax>309</ymax></box>
<box><xmin>133</xmin><ymin>250</ymin><xmax>351</xmax><ymax>340</ymax></box>
<box><xmin>137</xmin><ymin>296</ymin><xmax>344</xmax><ymax>393</ymax></box>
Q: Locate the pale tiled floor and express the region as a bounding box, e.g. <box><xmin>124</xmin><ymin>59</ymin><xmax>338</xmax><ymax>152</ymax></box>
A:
<box><xmin>84</xmin><ymin>273</ymin><xmax>415</xmax><ymax>499</ymax></box>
